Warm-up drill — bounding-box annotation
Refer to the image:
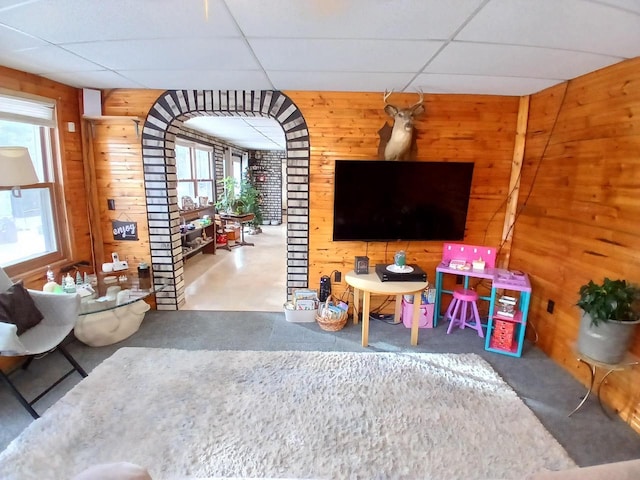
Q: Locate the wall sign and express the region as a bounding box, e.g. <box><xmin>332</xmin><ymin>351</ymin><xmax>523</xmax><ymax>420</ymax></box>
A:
<box><xmin>112</xmin><ymin>220</ymin><xmax>138</xmax><ymax>241</ymax></box>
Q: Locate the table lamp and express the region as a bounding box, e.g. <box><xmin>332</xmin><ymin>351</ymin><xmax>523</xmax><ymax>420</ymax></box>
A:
<box><xmin>0</xmin><ymin>146</ymin><xmax>39</xmax><ymax>198</ymax></box>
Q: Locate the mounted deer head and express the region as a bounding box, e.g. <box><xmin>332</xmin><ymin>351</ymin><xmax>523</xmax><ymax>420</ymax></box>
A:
<box><xmin>382</xmin><ymin>90</ymin><xmax>425</xmax><ymax>160</ymax></box>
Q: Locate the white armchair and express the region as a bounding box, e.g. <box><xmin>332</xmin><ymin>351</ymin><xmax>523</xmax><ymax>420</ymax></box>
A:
<box><xmin>0</xmin><ymin>267</ymin><xmax>86</xmax><ymax>418</ymax></box>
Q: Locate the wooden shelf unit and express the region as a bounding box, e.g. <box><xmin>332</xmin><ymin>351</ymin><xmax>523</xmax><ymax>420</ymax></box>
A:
<box><xmin>180</xmin><ymin>206</ymin><xmax>216</xmax><ymax>260</ymax></box>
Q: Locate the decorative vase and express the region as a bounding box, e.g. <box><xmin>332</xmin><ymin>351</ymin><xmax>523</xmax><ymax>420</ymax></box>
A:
<box><xmin>576</xmin><ymin>311</ymin><xmax>640</xmax><ymax>364</ymax></box>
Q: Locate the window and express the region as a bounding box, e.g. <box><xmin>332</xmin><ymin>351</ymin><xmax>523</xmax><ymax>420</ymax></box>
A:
<box><xmin>231</xmin><ymin>154</ymin><xmax>242</xmax><ymax>197</ymax></box>
<box><xmin>175</xmin><ymin>140</ymin><xmax>214</xmax><ymax>208</ymax></box>
<box><xmin>0</xmin><ymin>91</ymin><xmax>67</xmax><ymax>274</ymax></box>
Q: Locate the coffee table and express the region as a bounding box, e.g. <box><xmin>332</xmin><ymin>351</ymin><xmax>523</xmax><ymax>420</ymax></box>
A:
<box><xmin>345</xmin><ymin>270</ymin><xmax>428</xmax><ymax>347</ymax></box>
<box><xmin>74</xmin><ymin>272</ymin><xmax>165</xmax><ymax>347</ymax></box>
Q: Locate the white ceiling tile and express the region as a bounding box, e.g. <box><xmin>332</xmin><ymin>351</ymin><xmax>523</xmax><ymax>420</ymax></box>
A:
<box><xmin>251</xmin><ymin>38</ymin><xmax>442</xmax><ymax>72</ymax></box>
<box><xmin>1</xmin><ymin>1</ymin><xmax>640</xmax><ymax>98</ymax></box>
<box><xmin>426</xmin><ymin>42</ymin><xmax>621</xmax><ymax>80</ymax></box>
<box><xmin>121</xmin><ymin>69</ymin><xmax>273</xmax><ymax>90</ymax></box>
<box><xmin>244</xmin><ymin>117</ymin><xmax>280</xmax><ymax>127</ymax></box>
<box><xmin>255</xmin><ymin>126</ymin><xmax>285</xmax><ymax>135</ymax></box>
<box><xmin>63</xmin><ymin>38</ymin><xmax>259</xmax><ymax>71</ymax></box>
<box><xmin>42</xmin><ymin>70</ymin><xmax>144</xmax><ymax>89</ymax></box>
<box><xmin>185</xmin><ymin>116</ymin><xmax>285</xmax><ymax>150</ymax></box>
<box><xmin>0</xmin><ymin>0</ymin><xmax>38</xmax><ymax>10</ymax></box>
<box><xmin>187</xmin><ymin>117</ymin><xmax>249</xmax><ymax>129</ymax></box>
<box><xmin>0</xmin><ymin>0</ymin><xmax>240</xmax><ymax>43</ymax></box>
<box><xmin>593</xmin><ymin>0</ymin><xmax>640</xmax><ymax>14</ymax></box>
<box><xmin>409</xmin><ymin>73</ymin><xmax>560</xmax><ymax>96</ymax></box>
<box><xmin>227</xmin><ymin>0</ymin><xmax>483</xmax><ymax>39</ymax></box>
<box><xmin>267</xmin><ymin>71</ymin><xmax>417</xmax><ymax>92</ymax></box>
<box><xmin>0</xmin><ymin>24</ymin><xmax>47</xmax><ymax>50</ymax></box>
<box><xmin>0</xmin><ymin>45</ymin><xmax>104</xmax><ymax>73</ymax></box>
<box><xmin>457</xmin><ymin>0</ymin><xmax>640</xmax><ymax>58</ymax></box>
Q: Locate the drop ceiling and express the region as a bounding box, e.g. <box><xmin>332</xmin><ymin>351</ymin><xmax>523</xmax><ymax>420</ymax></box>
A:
<box><xmin>1</xmin><ymin>0</ymin><xmax>640</xmax><ymax>150</ymax></box>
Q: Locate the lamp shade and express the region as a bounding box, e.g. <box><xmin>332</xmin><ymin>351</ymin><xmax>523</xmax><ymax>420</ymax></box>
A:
<box><xmin>0</xmin><ymin>147</ymin><xmax>39</xmax><ymax>187</ymax></box>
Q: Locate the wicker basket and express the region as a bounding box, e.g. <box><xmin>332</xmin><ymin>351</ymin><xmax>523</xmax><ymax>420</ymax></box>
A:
<box><xmin>316</xmin><ymin>296</ymin><xmax>348</xmax><ymax>331</ymax></box>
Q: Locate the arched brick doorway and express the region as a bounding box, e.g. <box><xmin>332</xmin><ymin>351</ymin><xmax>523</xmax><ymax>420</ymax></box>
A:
<box><xmin>141</xmin><ymin>90</ymin><xmax>310</xmax><ymax>310</ymax></box>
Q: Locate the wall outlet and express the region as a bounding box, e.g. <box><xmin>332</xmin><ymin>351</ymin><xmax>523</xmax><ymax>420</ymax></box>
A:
<box><xmin>547</xmin><ymin>299</ymin><xmax>555</xmax><ymax>314</ymax></box>
<box><xmin>334</xmin><ymin>271</ymin><xmax>342</xmax><ymax>282</ymax></box>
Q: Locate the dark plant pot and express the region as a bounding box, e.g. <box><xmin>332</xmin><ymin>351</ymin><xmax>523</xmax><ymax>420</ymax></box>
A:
<box><xmin>576</xmin><ymin>311</ymin><xmax>640</xmax><ymax>364</ymax></box>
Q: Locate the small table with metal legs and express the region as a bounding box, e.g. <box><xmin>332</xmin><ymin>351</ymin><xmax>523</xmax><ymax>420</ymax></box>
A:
<box><xmin>568</xmin><ymin>350</ymin><xmax>639</xmax><ymax>418</ymax></box>
<box><xmin>219</xmin><ymin>213</ymin><xmax>255</xmax><ymax>247</ymax></box>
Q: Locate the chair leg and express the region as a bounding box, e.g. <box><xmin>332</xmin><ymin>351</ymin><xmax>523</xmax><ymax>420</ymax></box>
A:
<box><xmin>0</xmin><ymin>346</ymin><xmax>87</xmax><ymax>420</ymax></box>
<box><xmin>58</xmin><ymin>345</ymin><xmax>88</xmax><ymax>377</ymax></box>
<box><xmin>21</xmin><ymin>357</ymin><xmax>35</xmax><ymax>371</ymax></box>
<box><xmin>0</xmin><ymin>370</ymin><xmax>39</xmax><ymax>419</ymax></box>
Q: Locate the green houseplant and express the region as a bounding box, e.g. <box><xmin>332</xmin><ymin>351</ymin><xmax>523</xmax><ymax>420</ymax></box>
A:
<box><xmin>576</xmin><ymin>278</ymin><xmax>640</xmax><ymax>364</ymax></box>
<box><xmin>239</xmin><ymin>171</ymin><xmax>264</xmax><ymax>228</ymax></box>
<box><xmin>215</xmin><ymin>176</ymin><xmax>243</xmax><ymax>214</ymax></box>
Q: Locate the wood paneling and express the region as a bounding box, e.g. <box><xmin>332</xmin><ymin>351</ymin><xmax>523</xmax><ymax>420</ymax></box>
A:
<box><xmin>285</xmin><ymin>91</ymin><xmax>520</xmax><ymax>291</ymax></box>
<box><xmin>85</xmin><ymin>117</ymin><xmax>150</xmax><ymax>268</ymax></box>
<box><xmin>103</xmin><ymin>90</ymin><xmax>520</xmax><ymax>285</ymax></box>
<box><xmin>0</xmin><ymin>66</ymin><xmax>90</xmax><ymax>371</ymax></box>
<box><xmin>0</xmin><ymin>66</ymin><xmax>91</xmax><ymax>284</ymax></box>
<box><xmin>510</xmin><ymin>56</ymin><xmax>640</xmax><ymax>427</ymax></box>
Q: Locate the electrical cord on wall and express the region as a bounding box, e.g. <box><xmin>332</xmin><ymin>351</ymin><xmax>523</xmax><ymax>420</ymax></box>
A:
<box><xmin>481</xmin><ymin>80</ymin><xmax>571</xmax><ymax>259</ymax></box>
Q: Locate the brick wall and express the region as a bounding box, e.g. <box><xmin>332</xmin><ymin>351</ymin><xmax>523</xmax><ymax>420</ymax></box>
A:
<box><xmin>249</xmin><ymin>150</ymin><xmax>284</xmax><ymax>224</ymax></box>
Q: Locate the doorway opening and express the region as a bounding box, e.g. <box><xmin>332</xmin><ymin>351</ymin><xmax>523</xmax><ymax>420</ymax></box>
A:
<box><xmin>141</xmin><ymin>90</ymin><xmax>310</xmax><ymax>310</ymax></box>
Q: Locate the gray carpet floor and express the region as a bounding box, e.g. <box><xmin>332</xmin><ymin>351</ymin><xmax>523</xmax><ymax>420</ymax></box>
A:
<box><xmin>1</xmin><ymin>310</ymin><xmax>639</xmax><ymax>468</ymax></box>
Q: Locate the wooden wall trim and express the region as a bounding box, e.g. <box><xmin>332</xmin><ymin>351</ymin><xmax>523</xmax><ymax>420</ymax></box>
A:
<box><xmin>499</xmin><ymin>95</ymin><xmax>530</xmax><ymax>268</ymax></box>
<box><xmin>81</xmin><ymin>119</ymin><xmax>103</xmax><ymax>268</ymax></box>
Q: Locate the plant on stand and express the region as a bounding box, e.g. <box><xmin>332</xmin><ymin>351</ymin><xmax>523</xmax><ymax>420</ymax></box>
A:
<box><xmin>576</xmin><ymin>278</ymin><xmax>640</xmax><ymax>364</ymax></box>
<box><xmin>215</xmin><ymin>176</ymin><xmax>242</xmax><ymax>214</ymax></box>
<box><xmin>239</xmin><ymin>170</ymin><xmax>264</xmax><ymax>233</ymax></box>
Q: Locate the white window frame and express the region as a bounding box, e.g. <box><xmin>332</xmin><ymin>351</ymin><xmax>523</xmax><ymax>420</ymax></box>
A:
<box><xmin>0</xmin><ymin>89</ymin><xmax>70</xmax><ymax>277</ymax></box>
<box><xmin>175</xmin><ymin>139</ymin><xmax>215</xmax><ymax>208</ymax></box>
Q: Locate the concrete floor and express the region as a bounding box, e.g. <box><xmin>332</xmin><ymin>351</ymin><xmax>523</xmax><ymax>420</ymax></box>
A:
<box><xmin>182</xmin><ymin>223</ymin><xmax>287</xmax><ymax>311</ymax></box>
<box><xmin>1</xmin><ymin>225</ymin><xmax>639</xmax><ymax>468</ymax></box>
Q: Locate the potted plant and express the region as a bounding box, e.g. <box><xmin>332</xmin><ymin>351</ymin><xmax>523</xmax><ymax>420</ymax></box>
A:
<box><xmin>239</xmin><ymin>171</ymin><xmax>264</xmax><ymax>229</ymax></box>
<box><xmin>215</xmin><ymin>176</ymin><xmax>242</xmax><ymax>214</ymax></box>
<box><xmin>576</xmin><ymin>278</ymin><xmax>640</xmax><ymax>364</ymax></box>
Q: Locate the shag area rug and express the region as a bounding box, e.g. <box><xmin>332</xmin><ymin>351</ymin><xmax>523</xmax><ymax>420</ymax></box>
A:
<box><xmin>0</xmin><ymin>348</ymin><xmax>575</xmax><ymax>479</ymax></box>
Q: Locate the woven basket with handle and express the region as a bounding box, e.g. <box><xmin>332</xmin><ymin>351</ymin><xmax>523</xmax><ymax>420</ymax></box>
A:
<box><xmin>316</xmin><ymin>295</ymin><xmax>348</xmax><ymax>331</ymax></box>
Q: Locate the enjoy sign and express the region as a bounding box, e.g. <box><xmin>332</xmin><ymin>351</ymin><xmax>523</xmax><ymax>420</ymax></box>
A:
<box><xmin>112</xmin><ymin>220</ymin><xmax>138</xmax><ymax>241</ymax></box>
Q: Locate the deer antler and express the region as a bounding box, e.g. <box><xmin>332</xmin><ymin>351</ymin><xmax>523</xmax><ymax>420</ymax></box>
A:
<box><xmin>383</xmin><ymin>89</ymin><xmax>394</xmax><ymax>105</ymax></box>
<box><xmin>411</xmin><ymin>89</ymin><xmax>424</xmax><ymax>110</ymax></box>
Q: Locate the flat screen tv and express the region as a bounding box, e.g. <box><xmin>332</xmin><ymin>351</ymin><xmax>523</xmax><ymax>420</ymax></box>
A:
<box><xmin>332</xmin><ymin>160</ymin><xmax>474</xmax><ymax>242</ymax></box>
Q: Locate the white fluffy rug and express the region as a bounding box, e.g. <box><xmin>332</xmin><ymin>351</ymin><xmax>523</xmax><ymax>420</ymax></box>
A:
<box><xmin>0</xmin><ymin>348</ymin><xmax>575</xmax><ymax>479</ymax></box>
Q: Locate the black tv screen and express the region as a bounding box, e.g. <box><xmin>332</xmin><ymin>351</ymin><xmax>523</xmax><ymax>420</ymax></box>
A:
<box><xmin>332</xmin><ymin>160</ymin><xmax>474</xmax><ymax>242</ymax></box>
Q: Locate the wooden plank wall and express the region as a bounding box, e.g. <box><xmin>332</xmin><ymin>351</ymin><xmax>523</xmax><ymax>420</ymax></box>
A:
<box><xmin>0</xmin><ymin>66</ymin><xmax>90</xmax><ymax>371</ymax></box>
<box><xmin>103</xmin><ymin>91</ymin><xmax>520</xmax><ymax>301</ymax></box>
<box><xmin>509</xmin><ymin>56</ymin><xmax>640</xmax><ymax>426</ymax></box>
<box><xmin>285</xmin><ymin>91</ymin><xmax>520</xmax><ymax>301</ymax></box>
<box><xmin>0</xmin><ymin>66</ymin><xmax>91</xmax><ymax>286</ymax></box>
<box><xmin>86</xmin><ymin>118</ymin><xmax>150</xmax><ymax>269</ymax></box>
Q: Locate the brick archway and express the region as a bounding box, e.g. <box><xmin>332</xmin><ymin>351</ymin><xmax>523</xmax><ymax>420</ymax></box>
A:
<box><xmin>141</xmin><ymin>90</ymin><xmax>310</xmax><ymax>310</ymax></box>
